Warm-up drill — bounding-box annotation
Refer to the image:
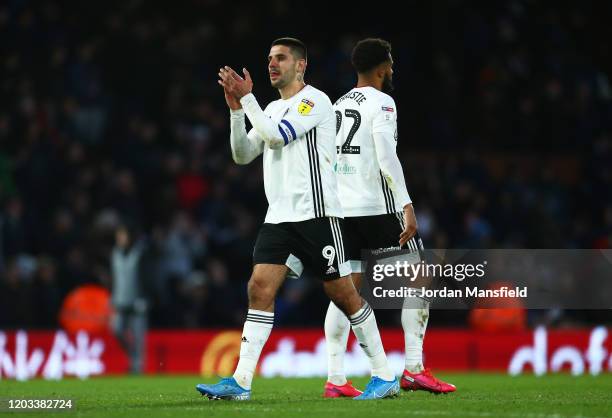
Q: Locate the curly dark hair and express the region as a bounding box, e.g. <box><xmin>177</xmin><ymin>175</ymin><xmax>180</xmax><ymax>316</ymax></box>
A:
<box><xmin>351</xmin><ymin>38</ymin><xmax>392</xmax><ymax>73</ymax></box>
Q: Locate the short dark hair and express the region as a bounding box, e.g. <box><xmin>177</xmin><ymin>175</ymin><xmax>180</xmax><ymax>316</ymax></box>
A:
<box><xmin>351</xmin><ymin>38</ymin><xmax>392</xmax><ymax>74</ymax></box>
<box><xmin>271</xmin><ymin>37</ymin><xmax>307</xmax><ymax>60</ymax></box>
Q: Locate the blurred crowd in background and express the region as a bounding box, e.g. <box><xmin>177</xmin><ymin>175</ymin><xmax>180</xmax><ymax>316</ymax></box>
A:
<box><xmin>0</xmin><ymin>0</ymin><xmax>611</xmax><ymax>330</ymax></box>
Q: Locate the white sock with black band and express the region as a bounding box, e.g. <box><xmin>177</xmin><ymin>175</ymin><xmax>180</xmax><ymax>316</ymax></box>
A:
<box><xmin>233</xmin><ymin>309</ymin><xmax>274</xmax><ymax>389</ymax></box>
<box><xmin>325</xmin><ymin>301</ymin><xmax>351</xmax><ymax>385</ymax></box>
<box><xmin>349</xmin><ymin>302</ymin><xmax>394</xmax><ymax>381</ymax></box>
<box><xmin>402</xmin><ymin>298</ymin><xmax>430</xmax><ymax>373</ymax></box>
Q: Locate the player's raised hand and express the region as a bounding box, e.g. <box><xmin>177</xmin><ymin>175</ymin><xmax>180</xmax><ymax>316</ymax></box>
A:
<box><xmin>241</xmin><ymin>68</ymin><xmax>253</xmax><ymax>90</ymax></box>
<box><xmin>218</xmin><ymin>67</ymin><xmax>234</xmax><ymax>90</ymax></box>
<box><xmin>218</xmin><ymin>66</ymin><xmax>253</xmax><ymax>99</ymax></box>
<box><xmin>399</xmin><ymin>203</ymin><xmax>418</xmax><ymax>247</ymax></box>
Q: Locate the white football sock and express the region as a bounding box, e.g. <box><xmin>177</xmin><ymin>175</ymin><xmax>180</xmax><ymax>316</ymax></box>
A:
<box><xmin>324</xmin><ymin>301</ymin><xmax>350</xmax><ymax>385</ymax></box>
<box><xmin>349</xmin><ymin>302</ymin><xmax>394</xmax><ymax>381</ymax></box>
<box><xmin>402</xmin><ymin>298</ymin><xmax>430</xmax><ymax>373</ymax></box>
<box><xmin>233</xmin><ymin>309</ymin><xmax>273</xmax><ymax>389</ymax></box>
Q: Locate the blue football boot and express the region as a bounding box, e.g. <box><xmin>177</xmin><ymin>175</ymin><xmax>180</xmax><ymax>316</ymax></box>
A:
<box><xmin>353</xmin><ymin>376</ymin><xmax>400</xmax><ymax>400</ymax></box>
<box><xmin>196</xmin><ymin>377</ymin><xmax>251</xmax><ymax>401</ymax></box>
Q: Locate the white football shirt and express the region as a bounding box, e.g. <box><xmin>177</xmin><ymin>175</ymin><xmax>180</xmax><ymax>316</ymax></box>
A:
<box><xmin>334</xmin><ymin>86</ymin><xmax>410</xmax><ymax>217</ymax></box>
<box><xmin>245</xmin><ymin>85</ymin><xmax>343</xmax><ymax>223</ymax></box>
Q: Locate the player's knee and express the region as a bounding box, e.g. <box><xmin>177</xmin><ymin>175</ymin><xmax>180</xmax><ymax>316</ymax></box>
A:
<box><xmin>334</xmin><ymin>297</ymin><xmax>350</xmax><ymax>314</ymax></box>
<box><xmin>247</xmin><ymin>275</ymin><xmax>275</xmax><ymax>305</ymax></box>
<box><xmin>327</xmin><ymin>292</ymin><xmax>354</xmax><ymax>316</ymax></box>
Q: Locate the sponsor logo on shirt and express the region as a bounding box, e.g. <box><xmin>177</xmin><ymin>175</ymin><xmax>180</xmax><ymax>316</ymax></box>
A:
<box><xmin>334</xmin><ymin>162</ymin><xmax>357</xmax><ymax>175</ymax></box>
<box><xmin>381</xmin><ymin>106</ymin><xmax>394</xmax><ymax>112</ymax></box>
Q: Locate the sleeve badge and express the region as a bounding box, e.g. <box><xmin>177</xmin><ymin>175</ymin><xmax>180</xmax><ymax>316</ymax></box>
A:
<box><xmin>298</xmin><ymin>98</ymin><xmax>315</xmax><ymax>115</ymax></box>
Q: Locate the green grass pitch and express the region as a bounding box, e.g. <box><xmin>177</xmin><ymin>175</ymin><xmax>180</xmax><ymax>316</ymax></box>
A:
<box><xmin>1</xmin><ymin>374</ymin><xmax>611</xmax><ymax>417</ymax></box>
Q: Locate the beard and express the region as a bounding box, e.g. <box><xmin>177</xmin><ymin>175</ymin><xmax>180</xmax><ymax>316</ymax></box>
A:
<box><xmin>270</xmin><ymin>69</ymin><xmax>296</xmax><ymax>89</ymax></box>
<box><xmin>270</xmin><ymin>78</ymin><xmax>285</xmax><ymax>88</ymax></box>
<box><xmin>382</xmin><ymin>74</ymin><xmax>394</xmax><ymax>93</ymax></box>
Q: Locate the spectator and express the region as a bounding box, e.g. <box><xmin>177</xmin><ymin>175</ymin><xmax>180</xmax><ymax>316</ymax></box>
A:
<box><xmin>110</xmin><ymin>224</ymin><xmax>148</xmax><ymax>374</ymax></box>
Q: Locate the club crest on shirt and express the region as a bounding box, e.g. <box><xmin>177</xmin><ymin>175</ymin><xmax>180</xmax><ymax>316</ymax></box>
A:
<box><xmin>298</xmin><ymin>99</ymin><xmax>315</xmax><ymax>115</ymax></box>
